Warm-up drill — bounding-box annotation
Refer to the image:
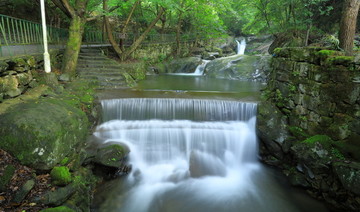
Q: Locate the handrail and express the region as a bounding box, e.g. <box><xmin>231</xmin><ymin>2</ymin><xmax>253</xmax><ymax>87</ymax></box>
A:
<box><xmin>0</xmin><ymin>14</ymin><xmax>205</xmax><ymax>47</ymax></box>
<box><xmin>0</xmin><ymin>14</ymin><xmax>211</xmax><ymax>57</ymax></box>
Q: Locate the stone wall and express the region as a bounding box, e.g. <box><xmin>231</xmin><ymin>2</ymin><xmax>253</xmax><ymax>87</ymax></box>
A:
<box><xmin>0</xmin><ymin>50</ymin><xmax>61</xmax><ymax>102</ymax></box>
<box><xmin>265</xmin><ymin>47</ymin><xmax>360</xmax><ymax>142</ymax></box>
<box><xmin>257</xmin><ymin>47</ymin><xmax>360</xmax><ymax>211</ymax></box>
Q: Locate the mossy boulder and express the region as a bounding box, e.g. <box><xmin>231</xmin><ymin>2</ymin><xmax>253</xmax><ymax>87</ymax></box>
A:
<box><xmin>165</xmin><ymin>57</ymin><xmax>202</xmax><ymax>73</ymax></box>
<box><xmin>51</xmin><ymin>166</ymin><xmax>72</xmax><ymax>186</ymax></box>
<box><xmin>205</xmin><ymin>55</ymin><xmax>268</xmax><ymax>81</ymax></box>
<box><xmin>94</xmin><ymin>143</ymin><xmax>130</xmax><ymax>168</ymax></box>
<box><xmin>0</xmin><ymin>98</ymin><xmax>89</xmax><ymax>170</ymax></box>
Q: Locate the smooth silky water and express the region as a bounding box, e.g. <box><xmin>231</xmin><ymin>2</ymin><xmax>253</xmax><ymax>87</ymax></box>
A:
<box><xmin>92</xmin><ymin>75</ymin><xmax>329</xmax><ymax>212</ymax></box>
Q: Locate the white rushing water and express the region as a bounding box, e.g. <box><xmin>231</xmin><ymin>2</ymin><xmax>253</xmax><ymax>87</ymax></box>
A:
<box><xmin>236</xmin><ymin>39</ymin><xmax>246</xmax><ymax>55</ymax></box>
<box><xmin>93</xmin><ymin>98</ymin><xmax>314</xmax><ymax>212</ymax></box>
<box><xmin>169</xmin><ymin>60</ymin><xmax>210</xmax><ymax>76</ymax></box>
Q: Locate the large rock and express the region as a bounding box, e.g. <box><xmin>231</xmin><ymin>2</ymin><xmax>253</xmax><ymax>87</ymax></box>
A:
<box><xmin>0</xmin><ymin>98</ymin><xmax>89</xmax><ymax>170</ymax></box>
<box><xmin>204</xmin><ymin>55</ymin><xmax>270</xmax><ymax>81</ymax></box>
<box><xmin>94</xmin><ymin>142</ymin><xmax>130</xmax><ymax>168</ymax></box>
<box><xmin>165</xmin><ymin>57</ymin><xmax>202</xmax><ymax>73</ymax></box>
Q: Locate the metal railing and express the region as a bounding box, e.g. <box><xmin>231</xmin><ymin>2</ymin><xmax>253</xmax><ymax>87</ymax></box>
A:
<box><xmin>0</xmin><ymin>14</ymin><xmax>69</xmax><ymax>46</ymax></box>
<box><xmin>0</xmin><ymin>14</ymin><xmax>206</xmax><ymax>57</ymax></box>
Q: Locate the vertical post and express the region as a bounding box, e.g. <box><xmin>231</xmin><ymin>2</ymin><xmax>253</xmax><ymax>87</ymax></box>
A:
<box><xmin>40</xmin><ymin>0</ymin><xmax>51</xmax><ymax>73</ymax></box>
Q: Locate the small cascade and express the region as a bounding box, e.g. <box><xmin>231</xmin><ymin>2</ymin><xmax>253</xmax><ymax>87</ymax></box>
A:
<box><xmin>191</xmin><ymin>60</ymin><xmax>210</xmax><ymax>76</ymax></box>
<box><xmin>101</xmin><ymin>98</ymin><xmax>257</xmax><ymax>122</ymax></box>
<box><xmin>170</xmin><ymin>60</ymin><xmax>210</xmax><ymax>76</ymax></box>
<box><xmin>236</xmin><ymin>39</ymin><xmax>246</xmax><ymax>55</ymax></box>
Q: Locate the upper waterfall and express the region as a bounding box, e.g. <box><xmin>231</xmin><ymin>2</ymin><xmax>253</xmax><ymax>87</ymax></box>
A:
<box><xmin>236</xmin><ymin>39</ymin><xmax>246</xmax><ymax>55</ymax></box>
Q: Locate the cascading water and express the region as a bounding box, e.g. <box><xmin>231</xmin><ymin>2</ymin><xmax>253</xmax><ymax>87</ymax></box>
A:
<box><xmin>236</xmin><ymin>39</ymin><xmax>246</xmax><ymax>55</ymax></box>
<box><xmin>92</xmin><ymin>98</ymin><xmax>320</xmax><ymax>212</ymax></box>
<box><xmin>192</xmin><ymin>60</ymin><xmax>210</xmax><ymax>76</ymax></box>
<box><xmin>170</xmin><ymin>60</ymin><xmax>210</xmax><ymax>76</ymax></box>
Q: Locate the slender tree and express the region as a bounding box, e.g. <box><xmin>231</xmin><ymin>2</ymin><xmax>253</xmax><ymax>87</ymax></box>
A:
<box><xmin>339</xmin><ymin>0</ymin><xmax>360</xmax><ymax>56</ymax></box>
<box><xmin>51</xmin><ymin>0</ymin><xmax>90</xmax><ymax>77</ymax></box>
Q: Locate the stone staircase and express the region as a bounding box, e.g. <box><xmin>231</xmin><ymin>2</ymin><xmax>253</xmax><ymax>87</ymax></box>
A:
<box><xmin>76</xmin><ymin>48</ymin><xmax>129</xmax><ymax>89</ymax></box>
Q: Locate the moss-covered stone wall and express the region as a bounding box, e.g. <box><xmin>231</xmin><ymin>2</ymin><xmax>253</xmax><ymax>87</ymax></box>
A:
<box><xmin>264</xmin><ymin>47</ymin><xmax>360</xmax><ymax>143</ymax></box>
<box><xmin>0</xmin><ymin>50</ymin><xmax>62</xmax><ymax>102</ymax></box>
<box><xmin>257</xmin><ymin>47</ymin><xmax>360</xmax><ymax>211</ymax></box>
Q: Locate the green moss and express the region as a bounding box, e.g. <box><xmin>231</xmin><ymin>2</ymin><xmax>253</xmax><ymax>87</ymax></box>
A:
<box><xmin>40</xmin><ymin>206</ymin><xmax>75</xmax><ymax>212</ymax></box>
<box><xmin>60</xmin><ymin>157</ymin><xmax>70</xmax><ymax>166</ymax></box>
<box><xmin>316</xmin><ymin>50</ymin><xmax>337</xmax><ymax>57</ymax></box>
<box><xmin>123</xmin><ymin>72</ymin><xmax>136</xmax><ymax>87</ymax></box>
<box><xmin>274</xmin><ymin>48</ymin><xmax>282</xmax><ymax>55</ymax></box>
<box><xmin>50</xmin><ymin>166</ymin><xmax>72</xmax><ymax>186</ymax></box>
<box><xmin>288</xmin><ymin>126</ymin><xmax>309</xmax><ymax>139</ymax></box>
<box><xmin>326</xmin><ymin>56</ymin><xmax>354</xmax><ymax>66</ymax></box>
<box><xmin>331</xmin><ymin>147</ymin><xmax>346</xmax><ymax>160</ymax></box>
<box><xmin>302</xmin><ymin>135</ymin><xmax>332</xmax><ymax>144</ymax></box>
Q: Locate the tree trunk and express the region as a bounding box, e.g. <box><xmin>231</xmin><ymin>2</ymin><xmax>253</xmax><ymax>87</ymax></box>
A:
<box><xmin>176</xmin><ymin>10</ymin><xmax>183</xmax><ymax>56</ymax></box>
<box><xmin>339</xmin><ymin>0</ymin><xmax>360</xmax><ymax>56</ymax></box>
<box><xmin>121</xmin><ymin>7</ymin><xmax>165</xmax><ymax>61</ymax></box>
<box><xmin>103</xmin><ymin>0</ymin><xmax>123</xmax><ymax>58</ymax></box>
<box><xmin>61</xmin><ymin>15</ymin><xmax>85</xmax><ymax>77</ymax></box>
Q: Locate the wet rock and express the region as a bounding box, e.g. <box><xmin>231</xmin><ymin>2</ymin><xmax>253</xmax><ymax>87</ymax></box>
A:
<box><xmin>0</xmin><ymin>165</ymin><xmax>16</xmax><ymax>192</ymax></box>
<box><xmin>333</xmin><ymin>162</ymin><xmax>360</xmax><ymax>195</ymax></box>
<box><xmin>288</xmin><ymin>171</ymin><xmax>311</xmax><ymax>187</ymax></box>
<box><xmin>256</xmin><ymin>102</ymin><xmax>289</xmax><ymax>159</ymax></box>
<box><xmin>34</xmin><ymin>184</ymin><xmax>76</xmax><ymax>206</ymax></box>
<box><xmin>59</xmin><ymin>73</ymin><xmax>71</xmax><ymax>82</ymax></box>
<box><xmin>94</xmin><ymin>142</ymin><xmax>130</xmax><ymax>168</ymax></box>
<box><xmin>12</xmin><ymin>179</ymin><xmax>35</xmax><ymax>203</ymax></box>
<box><xmin>205</xmin><ymin>55</ymin><xmax>270</xmax><ymax>81</ymax></box>
<box><xmin>189</xmin><ymin>150</ymin><xmax>226</xmax><ymax>178</ymax></box>
<box><xmin>165</xmin><ymin>57</ymin><xmax>202</xmax><ymax>73</ymax></box>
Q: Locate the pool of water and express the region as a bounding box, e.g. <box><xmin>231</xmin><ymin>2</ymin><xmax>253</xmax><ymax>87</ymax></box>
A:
<box><xmin>97</xmin><ymin>75</ymin><xmax>265</xmax><ymax>102</ymax></box>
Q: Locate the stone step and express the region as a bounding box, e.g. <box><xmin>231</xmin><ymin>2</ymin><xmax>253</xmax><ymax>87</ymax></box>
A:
<box><xmin>77</xmin><ymin>70</ymin><xmax>125</xmax><ymax>76</ymax></box>
<box><xmin>78</xmin><ymin>72</ymin><xmax>125</xmax><ymax>78</ymax></box>
<box><xmin>80</xmin><ymin>48</ymin><xmax>103</xmax><ymax>53</ymax></box>
<box><xmin>78</xmin><ymin>55</ymin><xmax>108</xmax><ymax>60</ymax></box>
<box><xmin>77</xmin><ymin>64</ymin><xmax>123</xmax><ymax>69</ymax></box>
<box><xmin>77</xmin><ymin>68</ymin><xmax>126</xmax><ymax>73</ymax></box>
<box><xmin>77</xmin><ymin>60</ymin><xmax>118</xmax><ymax>64</ymax></box>
<box><xmin>79</xmin><ymin>75</ymin><xmax>125</xmax><ymax>81</ymax></box>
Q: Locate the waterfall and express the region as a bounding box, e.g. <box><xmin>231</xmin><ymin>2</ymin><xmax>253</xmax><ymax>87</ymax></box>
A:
<box><xmin>192</xmin><ymin>60</ymin><xmax>210</xmax><ymax>76</ymax></box>
<box><xmin>169</xmin><ymin>60</ymin><xmax>210</xmax><ymax>76</ymax></box>
<box><xmin>94</xmin><ymin>98</ymin><xmax>304</xmax><ymax>212</ymax></box>
<box><xmin>236</xmin><ymin>39</ymin><xmax>246</xmax><ymax>55</ymax></box>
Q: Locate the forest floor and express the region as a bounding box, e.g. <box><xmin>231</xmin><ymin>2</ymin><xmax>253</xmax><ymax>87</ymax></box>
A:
<box><xmin>0</xmin><ymin>149</ymin><xmax>51</xmax><ymax>212</ymax></box>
